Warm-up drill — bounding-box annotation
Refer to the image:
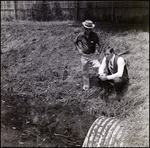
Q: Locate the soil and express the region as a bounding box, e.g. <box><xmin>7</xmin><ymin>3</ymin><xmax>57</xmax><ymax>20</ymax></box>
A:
<box><xmin>1</xmin><ymin>21</ymin><xmax>149</xmax><ymax>147</ymax></box>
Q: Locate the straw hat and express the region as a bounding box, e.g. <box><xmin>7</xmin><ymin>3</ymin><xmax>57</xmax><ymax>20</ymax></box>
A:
<box><xmin>82</xmin><ymin>20</ymin><xmax>95</xmax><ymax>29</ymax></box>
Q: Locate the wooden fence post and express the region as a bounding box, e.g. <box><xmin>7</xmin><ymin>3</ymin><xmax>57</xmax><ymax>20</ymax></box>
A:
<box><xmin>14</xmin><ymin>1</ymin><xmax>17</xmax><ymax>20</ymax></box>
<box><xmin>111</xmin><ymin>2</ymin><xmax>118</xmax><ymax>24</ymax></box>
<box><xmin>76</xmin><ymin>1</ymin><xmax>79</xmax><ymax>21</ymax></box>
<box><xmin>111</xmin><ymin>2</ymin><xmax>114</xmax><ymax>22</ymax></box>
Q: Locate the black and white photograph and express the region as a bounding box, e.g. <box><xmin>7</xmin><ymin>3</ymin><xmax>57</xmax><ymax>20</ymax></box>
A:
<box><xmin>1</xmin><ymin>1</ymin><xmax>149</xmax><ymax>147</ymax></box>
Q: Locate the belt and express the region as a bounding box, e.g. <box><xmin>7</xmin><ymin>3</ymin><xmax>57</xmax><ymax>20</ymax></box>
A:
<box><xmin>81</xmin><ymin>52</ymin><xmax>97</xmax><ymax>58</ymax></box>
<box><xmin>83</xmin><ymin>51</ymin><xmax>94</xmax><ymax>54</ymax></box>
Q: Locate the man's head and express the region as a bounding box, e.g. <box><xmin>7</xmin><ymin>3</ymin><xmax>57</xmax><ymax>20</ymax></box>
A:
<box><xmin>82</xmin><ymin>20</ymin><xmax>95</xmax><ymax>34</ymax></box>
<box><xmin>104</xmin><ymin>46</ymin><xmax>114</xmax><ymax>60</ymax></box>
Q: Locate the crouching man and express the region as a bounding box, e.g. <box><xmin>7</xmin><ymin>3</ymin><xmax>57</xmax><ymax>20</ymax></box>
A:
<box><xmin>98</xmin><ymin>46</ymin><xmax>129</xmax><ymax>99</ymax></box>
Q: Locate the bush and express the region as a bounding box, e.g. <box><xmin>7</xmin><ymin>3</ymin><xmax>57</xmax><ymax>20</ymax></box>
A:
<box><xmin>1</xmin><ymin>15</ymin><xmax>14</xmax><ymax>22</ymax></box>
<box><xmin>29</xmin><ymin>1</ymin><xmax>68</xmax><ymax>21</ymax></box>
<box><xmin>52</xmin><ymin>2</ymin><xmax>64</xmax><ymax>21</ymax></box>
<box><xmin>31</xmin><ymin>2</ymin><xmax>53</xmax><ymax>21</ymax></box>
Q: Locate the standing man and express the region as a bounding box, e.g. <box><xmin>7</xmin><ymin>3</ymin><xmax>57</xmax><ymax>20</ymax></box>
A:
<box><xmin>98</xmin><ymin>46</ymin><xmax>129</xmax><ymax>98</ymax></box>
<box><xmin>74</xmin><ymin>20</ymin><xmax>101</xmax><ymax>91</ymax></box>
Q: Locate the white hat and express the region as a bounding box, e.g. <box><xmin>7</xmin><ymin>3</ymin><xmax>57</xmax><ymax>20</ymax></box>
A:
<box><xmin>82</xmin><ymin>20</ymin><xmax>95</xmax><ymax>29</ymax></box>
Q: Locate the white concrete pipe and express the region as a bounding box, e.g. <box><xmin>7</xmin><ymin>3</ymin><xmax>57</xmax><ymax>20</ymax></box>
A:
<box><xmin>82</xmin><ymin>116</ymin><xmax>126</xmax><ymax>147</ymax></box>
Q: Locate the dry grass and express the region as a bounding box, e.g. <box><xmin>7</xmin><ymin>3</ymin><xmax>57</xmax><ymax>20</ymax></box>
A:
<box><xmin>1</xmin><ymin>20</ymin><xmax>149</xmax><ymax>147</ymax></box>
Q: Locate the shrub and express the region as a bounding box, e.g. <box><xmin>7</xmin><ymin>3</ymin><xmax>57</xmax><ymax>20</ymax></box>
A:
<box><xmin>1</xmin><ymin>15</ymin><xmax>14</xmax><ymax>22</ymax></box>
<box><xmin>52</xmin><ymin>2</ymin><xmax>64</xmax><ymax>21</ymax></box>
<box><xmin>31</xmin><ymin>2</ymin><xmax>53</xmax><ymax>21</ymax></box>
<box><xmin>29</xmin><ymin>1</ymin><xmax>67</xmax><ymax>21</ymax></box>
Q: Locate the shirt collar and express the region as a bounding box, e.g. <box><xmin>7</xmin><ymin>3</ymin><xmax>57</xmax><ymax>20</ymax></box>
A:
<box><xmin>84</xmin><ymin>31</ymin><xmax>92</xmax><ymax>37</ymax></box>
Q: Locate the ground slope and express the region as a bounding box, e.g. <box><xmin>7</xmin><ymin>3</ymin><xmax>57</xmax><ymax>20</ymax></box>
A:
<box><xmin>1</xmin><ymin>21</ymin><xmax>149</xmax><ymax>147</ymax></box>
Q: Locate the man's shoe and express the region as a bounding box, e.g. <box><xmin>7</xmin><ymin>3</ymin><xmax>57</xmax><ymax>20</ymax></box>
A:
<box><xmin>116</xmin><ymin>91</ymin><xmax>122</xmax><ymax>101</ymax></box>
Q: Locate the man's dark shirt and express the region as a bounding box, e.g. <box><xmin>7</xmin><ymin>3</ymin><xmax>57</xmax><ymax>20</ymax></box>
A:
<box><xmin>74</xmin><ymin>31</ymin><xmax>99</xmax><ymax>54</ymax></box>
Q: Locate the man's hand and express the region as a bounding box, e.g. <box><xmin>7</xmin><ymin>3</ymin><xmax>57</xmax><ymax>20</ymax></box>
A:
<box><xmin>92</xmin><ymin>60</ymin><xmax>101</xmax><ymax>68</ymax></box>
<box><xmin>99</xmin><ymin>73</ymin><xmax>107</xmax><ymax>81</ymax></box>
<box><xmin>99</xmin><ymin>75</ymin><xmax>107</xmax><ymax>81</ymax></box>
<box><xmin>76</xmin><ymin>45</ymin><xmax>83</xmax><ymax>54</ymax></box>
<box><xmin>96</xmin><ymin>44</ymin><xmax>103</xmax><ymax>55</ymax></box>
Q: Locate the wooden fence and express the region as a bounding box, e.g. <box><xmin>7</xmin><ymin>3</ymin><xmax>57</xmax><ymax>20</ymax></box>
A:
<box><xmin>1</xmin><ymin>1</ymin><xmax>149</xmax><ymax>23</ymax></box>
<box><xmin>77</xmin><ymin>1</ymin><xmax>149</xmax><ymax>23</ymax></box>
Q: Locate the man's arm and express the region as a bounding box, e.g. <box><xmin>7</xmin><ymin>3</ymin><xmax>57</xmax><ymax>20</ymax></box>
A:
<box><xmin>75</xmin><ymin>43</ymin><xmax>83</xmax><ymax>54</ymax></box>
<box><xmin>106</xmin><ymin>57</ymin><xmax>125</xmax><ymax>80</ymax></box>
<box><xmin>95</xmin><ymin>34</ymin><xmax>102</xmax><ymax>54</ymax></box>
<box><xmin>74</xmin><ymin>34</ymin><xmax>82</xmax><ymax>54</ymax></box>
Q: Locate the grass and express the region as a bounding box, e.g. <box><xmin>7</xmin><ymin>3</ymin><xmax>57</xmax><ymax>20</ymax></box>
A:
<box><xmin>1</xmin><ymin>20</ymin><xmax>149</xmax><ymax>147</ymax></box>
